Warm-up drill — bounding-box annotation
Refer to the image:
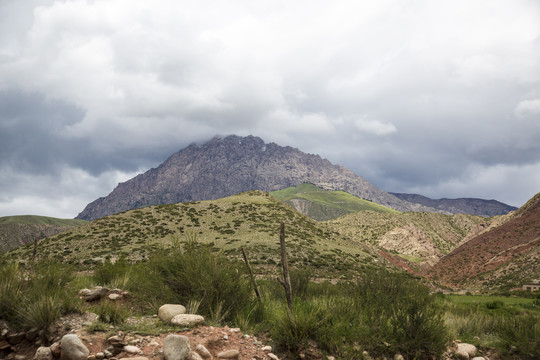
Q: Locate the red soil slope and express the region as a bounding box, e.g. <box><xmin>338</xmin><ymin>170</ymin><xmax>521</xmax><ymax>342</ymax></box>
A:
<box><xmin>424</xmin><ymin>192</ymin><xmax>540</xmax><ymax>287</ymax></box>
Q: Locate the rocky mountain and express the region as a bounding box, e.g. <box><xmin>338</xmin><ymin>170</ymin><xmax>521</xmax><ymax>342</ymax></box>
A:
<box><xmin>425</xmin><ymin>191</ymin><xmax>540</xmax><ymax>289</ymax></box>
<box><xmin>390</xmin><ymin>193</ymin><xmax>517</xmax><ymax>217</ymax></box>
<box><xmin>76</xmin><ymin>135</ymin><xmax>440</xmax><ymax>220</ymax></box>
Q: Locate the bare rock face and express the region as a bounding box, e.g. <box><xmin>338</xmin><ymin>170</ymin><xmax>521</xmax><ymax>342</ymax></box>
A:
<box><xmin>76</xmin><ymin>135</ymin><xmax>435</xmax><ymax>220</ymax></box>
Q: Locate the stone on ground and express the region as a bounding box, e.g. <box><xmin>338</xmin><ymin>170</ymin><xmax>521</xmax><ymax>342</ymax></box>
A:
<box><xmin>60</xmin><ymin>334</ymin><xmax>89</xmax><ymax>360</ymax></box>
<box><xmin>196</xmin><ymin>344</ymin><xmax>212</xmax><ymax>359</ymax></box>
<box><xmin>171</xmin><ymin>314</ymin><xmax>205</xmax><ymax>327</ymax></box>
<box><xmin>158</xmin><ymin>304</ymin><xmax>187</xmax><ymax>322</ymax></box>
<box><xmin>34</xmin><ymin>346</ymin><xmax>53</xmax><ymax>360</ymax></box>
<box><xmin>164</xmin><ymin>334</ymin><xmax>192</xmax><ymax>360</ymax></box>
<box><xmin>217</xmin><ymin>349</ymin><xmax>240</xmax><ymax>359</ymax></box>
<box><xmin>455</xmin><ymin>343</ymin><xmax>477</xmax><ymax>360</ymax></box>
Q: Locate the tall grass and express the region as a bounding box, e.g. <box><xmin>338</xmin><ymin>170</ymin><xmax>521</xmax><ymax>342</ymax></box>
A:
<box><xmin>0</xmin><ymin>260</ymin><xmax>80</xmax><ymax>330</ymax></box>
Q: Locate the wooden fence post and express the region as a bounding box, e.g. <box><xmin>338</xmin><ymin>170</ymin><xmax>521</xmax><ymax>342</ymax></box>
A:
<box><xmin>277</xmin><ymin>221</ymin><xmax>293</xmax><ymax>311</ymax></box>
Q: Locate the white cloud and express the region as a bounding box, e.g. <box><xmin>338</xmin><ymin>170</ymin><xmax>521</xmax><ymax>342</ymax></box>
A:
<box><xmin>515</xmin><ymin>99</ymin><xmax>540</xmax><ymax>119</ymax></box>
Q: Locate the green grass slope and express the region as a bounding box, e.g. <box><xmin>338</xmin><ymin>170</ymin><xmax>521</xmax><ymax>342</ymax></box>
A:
<box><xmin>0</xmin><ymin>215</ymin><xmax>86</xmax><ymax>253</ymax></box>
<box><xmin>271</xmin><ymin>183</ymin><xmax>398</xmax><ymax>221</ymax></box>
<box><xmin>3</xmin><ymin>191</ymin><xmax>381</xmax><ymax>278</ymax></box>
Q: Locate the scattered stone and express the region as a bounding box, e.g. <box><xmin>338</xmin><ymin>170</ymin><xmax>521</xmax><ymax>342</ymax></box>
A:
<box><xmin>163</xmin><ymin>334</ymin><xmax>191</xmax><ymax>360</ymax></box>
<box><xmin>223</xmin><ymin>335</ymin><xmax>228</xmax><ymax>340</ymax></box>
<box><xmin>87</xmin><ymin>356</ymin><xmax>96</xmax><ymax>360</ymax></box>
<box><xmin>267</xmin><ymin>353</ymin><xmax>279</xmax><ymax>360</ymax></box>
<box><xmin>0</xmin><ymin>340</ymin><xmax>11</xmax><ymax>351</ymax></box>
<box><xmin>229</xmin><ymin>328</ymin><xmax>241</xmax><ymax>333</ymax></box>
<box><xmin>196</xmin><ymin>344</ymin><xmax>211</xmax><ymax>359</ymax></box>
<box><xmin>171</xmin><ymin>314</ymin><xmax>205</xmax><ymax>328</ymax></box>
<box><xmin>7</xmin><ymin>332</ymin><xmax>25</xmax><ymax>345</ymax></box>
<box><xmin>158</xmin><ymin>304</ymin><xmax>187</xmax><ymax>323</ymax></box>
<box><xmin>217</xmin><ymin>349</ymin><xmax>240</xmax><ymax>359</ymax></box>
<box><xmin>124</xmin><ymin>345</ymin><xmax>142</xmax><ymax>354</ymax></box>
<box><xmin>108</xmin><ymin>294</ymin><xmax>121</xmax><ymax>301</ymax></box>
<box><xmin>394</xmin><ymin>354</ymin><xmax>404</xmax><ymax>360</ymax></box>
<box><xmin>191</xmin><ymin>352</ymin><xmax>203</xmax><ymax>360</ymax></box>
<box><xmin>261</xmin><ymin>345</ymin><xmax>272</xmax><ymax>352</ymax></box>
<box><xmin>80</xmin><ymin>286</ymin><xmax>108</xmax><ymax>302</ymax></box>
<box><xmin>471</xmin><ymin>357</ymin><xmax>485</xmax><ymax>360</ymax></box>
<box><xmin>327</xmin><ymin>357</ymin><xmax>335</xmax><ymax>360</ymax></box>
<box><xmin>60</xmin><ymin>334</ymin><xmax>89</xmax><ymax>360</ymax></box>
<box><xmin>362</xmin><ymin>351</ymin><xmax>373</xmax><ymax>360</ymax></box>
<box><xmin>34</xmin><ymin>346</ymin><xmax>53</xmax><ymax>360</ymax></box>
<box><xmin>95</xmin><ymin>352</ymin><xmax>105</xmax><ymax>359</ymax></box>
<box><xmin>455</xmin><ymin>343</ymin><xmax>477</xmax><ymax>360</ymax></box>
<box><xmin>50</xmin><ymin>342</ymin><xmax>61</xmax><ymax>358</ymax></box>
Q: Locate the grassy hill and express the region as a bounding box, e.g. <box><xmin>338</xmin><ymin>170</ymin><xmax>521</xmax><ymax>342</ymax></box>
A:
<box><xmin>271</xmin><ymin>183</ymin><xmax>398</xmax><ymax>220</ymax></box>
<box><xmin>3</xmin><ymin>191</ymin><xmax>380</xmax><ymax>278</ymax></box>
<box><xmin>0</xmin><ymin>215</ymin><xmax>86</xmax><ymax>226</ymax></box>
<box><xmin>0</xmin><ymin>215</ymin><xmax>86</xmax><ymax>253</ymax></box>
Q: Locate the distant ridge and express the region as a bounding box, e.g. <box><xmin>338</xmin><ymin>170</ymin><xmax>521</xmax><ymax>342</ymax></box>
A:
<box><xmin>76</xmin><ymin>135</ymin><xmax>441</xmax><ymax>220</ymax></box>
<box><xmin>0</xmin><ymin>215</ymin><xmax>86</xmax><ymax>253</ymax></box>
<box><xmin>390</xmin><ymin>193</ymin><xmax>517</xmax><ymax>217</ymax></box>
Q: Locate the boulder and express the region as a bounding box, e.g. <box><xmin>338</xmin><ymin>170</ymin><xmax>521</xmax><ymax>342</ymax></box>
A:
<box><xmin>455</xmin><ymin>343</ymin><xmax>477</xmax><ymax>360</ymax></box>
<box><xmin>163</xmin><ymin>334</ymin><xmax>191</xmax><ymax>360</ymax></box>
<box><xmin>171</xmin><ymin>314</ymin><xmax>205</xmax><ymax>327</ymax></box>
<box><xmin>158</xmin><ymin>304</ymin><xmax>187</xmax><ymax>323</ymax></box>
<box><xmin>60</xmin><ymin>334</ymin><xmax>89</xmax><ymax>360</ymax></box>
<box><xmin>34</xmin><ymin>347</ymin><xmax>53</xmax><ymax>360</ymax></box>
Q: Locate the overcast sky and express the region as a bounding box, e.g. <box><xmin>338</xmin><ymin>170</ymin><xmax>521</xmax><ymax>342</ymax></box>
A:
<box><xmin>1</xmin><ymin>0</ymin><xmax>539</xmax><ymax>218</ymax></box>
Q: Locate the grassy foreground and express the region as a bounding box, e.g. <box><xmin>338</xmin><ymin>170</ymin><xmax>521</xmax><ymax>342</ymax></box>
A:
<box><xmin>1</xmin><ymin>236</ymin><xmax>538</xmax><ymax>359</ymax></box>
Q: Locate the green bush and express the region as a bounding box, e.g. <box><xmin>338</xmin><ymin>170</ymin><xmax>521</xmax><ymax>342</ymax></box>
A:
<box><xmin>347</xmin><ymin>269</ymin><xmax>449</xmax><ymax>359</ymax></box>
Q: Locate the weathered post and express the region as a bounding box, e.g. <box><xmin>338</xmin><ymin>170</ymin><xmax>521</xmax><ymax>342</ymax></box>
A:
<box><xmin>277</xmin><ymin>221</ymin><xmax>293</xmax><ymax>311</ymax></box>
<box><xmin>241</xmin><ymin>247</ymin><xmax>261</xmax><ymax>300</ymax></box>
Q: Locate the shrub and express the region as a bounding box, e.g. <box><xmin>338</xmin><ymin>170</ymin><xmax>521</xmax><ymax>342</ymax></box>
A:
<box><xmin>497</xmin><ymin>315</ymin><xmax>540</xmax><ymax>359</ymax></box>
<box><xmin>95</xmin><ymin>300</ymin><xmax>129</xmax><ymax>325</ymax></box>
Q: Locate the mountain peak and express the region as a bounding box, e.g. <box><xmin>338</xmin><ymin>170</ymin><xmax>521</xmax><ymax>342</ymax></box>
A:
<box><xmin>76</xmin><ymin>135</ymin><xmax>438</xmax><ymax>220</ymax></box>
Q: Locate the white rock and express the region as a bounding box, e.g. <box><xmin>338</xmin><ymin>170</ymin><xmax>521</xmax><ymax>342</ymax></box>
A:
<box><xmin>164</xmin><ymin>334</ymin><xmax>191</xmax><ymax>360</ymax></box>
<box><xmin>171</xmin><ymin>314</ymin><xmax>205</xmax><ymax>327</ymax></box>
<box><xmin>268</xmin><ymin>353</ymin><xmax>279</xmax><ymax>360</ymax></box>
<box><xmin>261</xmin><ymin>345</ymin><xmax>272</xmax><ymax>352</ymax></box>
<box><xmin>455</xmin><ymin>343</ymin><xmax>477</xmax><ymax>360</ymax></box>
<box><xmin>34</xmin><ymin>347</ymin><xmax>53</xmax><ymax>360</ymax></box>
<box><xmin>60</xmin><ymin>334</ymin><xmax>89</xmax><ymax>360</ymax></box>
<box><xmin>191</xmin><ymin>352</ymin><xmax>204</xmax><ymax>360</ymax></box>
<box><xmin>158</xmin><ymin>304</ymin><xmax>187</xmax><ymax>322</ymax></box>
<box><xmin>124</xmin><ymin>345</ymin><xmax>142</xmax><ymax>354</ymax></box>
<box><xmin>196</xmin><ymin>344</ymin><xmax>212</xmax><ymax>359</ymax></box>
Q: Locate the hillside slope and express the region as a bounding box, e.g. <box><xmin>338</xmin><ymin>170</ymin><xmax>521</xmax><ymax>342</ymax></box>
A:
<box><xmin>0</xmin><ymin>215</ymin><xmax>86</xmax><ymax>253</ymax></box>
<box><xmin>425</xmin><ymin>192</ymin><xmax>540</xmax><ymax>289</ymax></box>
<box><xmin>7</xmin><ymin>191</ymin><xmax>380</xmax><ymax>278</ymax></box>
<box><xmin>390</xmin><ymin>193</ymin><xmax>518</xmax><ymax>217</ymax></box>
<box><xmin>326</xmin><ymin>211</ymin><xmax>488</xmax><ymax>267</ymax></box>
<box><xmin>76</xmin><ymin>135</ymin><xmax>441</xmax><ymax>220</ymax></box>
<box><xmin>271</xmin><ymin>183</ymin><xmax>398</xmax><ymax>221</ymax></box>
